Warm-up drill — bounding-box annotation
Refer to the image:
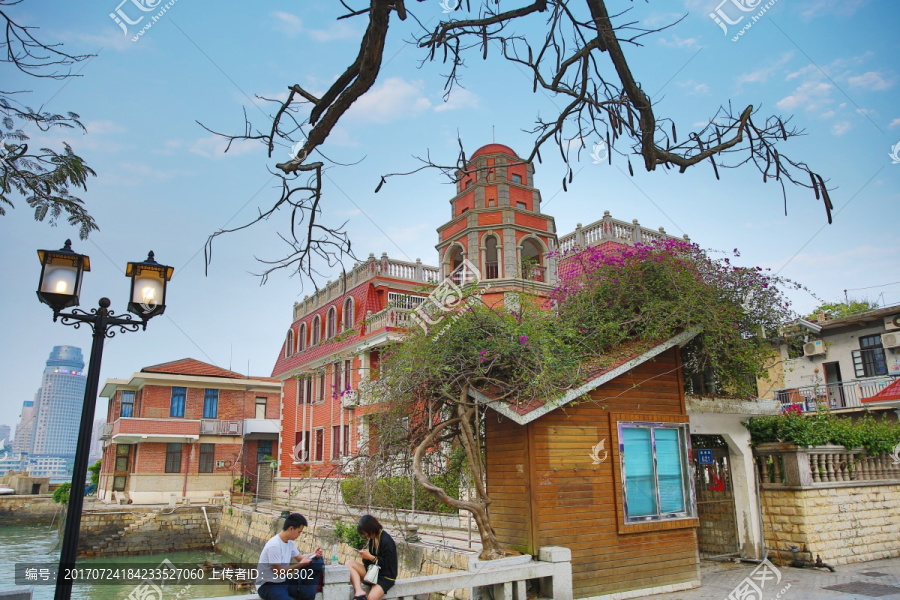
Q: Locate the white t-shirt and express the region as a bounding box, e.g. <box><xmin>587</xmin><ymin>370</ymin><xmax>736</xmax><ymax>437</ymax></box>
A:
<box><xmin>256</xmin><ymin>534</ymin><xmax>301</xmax><ymax>586</ymax></box>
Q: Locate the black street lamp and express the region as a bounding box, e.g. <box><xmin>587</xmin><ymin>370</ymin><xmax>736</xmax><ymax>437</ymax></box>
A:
<box><xmin>36</xmin><ymin>240</ymin><xmax>173</xmax><ymax>600</ymax></box>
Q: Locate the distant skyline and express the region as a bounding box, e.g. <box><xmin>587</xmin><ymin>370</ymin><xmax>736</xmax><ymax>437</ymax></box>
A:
<box><xmin>1</xmin><ymin>1</ymin><xmax>898</xmax><ymax>433</ymax></box>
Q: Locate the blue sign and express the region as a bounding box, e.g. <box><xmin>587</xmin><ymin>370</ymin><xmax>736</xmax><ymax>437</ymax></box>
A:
<box><xmin>698</xmin><ymin>449</ymin><xmax>714</xmax><ymax>465</ymax></box>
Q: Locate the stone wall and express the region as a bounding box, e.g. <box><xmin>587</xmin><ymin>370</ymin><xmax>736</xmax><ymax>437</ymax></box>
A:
<box><xmin>217</xmin><ymin>506</ymin><xmax>473</xmax><ymax>598</ymax></box>
<box><xmin>72</xmin><ymin>505</ymin><xmax>222</xmax><ymax>557</ymax></box>
<box><xmin>0</xmin><ymin>495</ymin><xmax>60</xmax><ymax>525</ymax></box>
<box><xmin>760</xmin><ymin>484</ymin><xmax>900</xmax><ymax>566</ymax></box>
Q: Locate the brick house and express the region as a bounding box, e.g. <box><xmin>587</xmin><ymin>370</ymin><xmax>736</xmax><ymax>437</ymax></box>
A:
<box><xmin>97</xmin><ymin>358</ymin><xmax>282</xmax><ymax>504</ymax></box>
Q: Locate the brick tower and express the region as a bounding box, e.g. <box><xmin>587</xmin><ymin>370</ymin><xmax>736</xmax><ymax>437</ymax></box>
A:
<box><xmin>435</xmin><ymin>144</ymin><xmax>559</xmax><ymax>304</ymax></box>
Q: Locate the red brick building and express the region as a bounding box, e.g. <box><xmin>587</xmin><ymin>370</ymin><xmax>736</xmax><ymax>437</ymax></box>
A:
<box><xmin>97</xmin><ymin>359</ymin><xmax>282</xmax><ymax>504</ymax></box>
<box><xmin>271</xmin><ymin>143</ymin><xmax>689</xmax><ymax>479</ymax></box>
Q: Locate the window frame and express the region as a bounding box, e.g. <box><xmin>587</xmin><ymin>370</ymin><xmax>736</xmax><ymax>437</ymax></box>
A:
<box><xmin>120</xmin><ymin>390</ymin><xmax>135</xmax><ymax>418</ymax></box>
<box><xmin>198</xmin><ymin>443</ymin><xmax>215</xmax><ymax>473</ymax></box>
<box><xmin>255</xmin><ymin>397</ymin><xmax>267</xmax><ymax>419</ymax></box>
<box><xmin>113</xmin><ymin>475</ymin><xmax>127</xmax><ymax>491</ymax></box>
<box><xmin>165</xmin><ymin>443</ymin><xmax>182</xmax><ymax>473</ymax></box>
<box><xmin>203</xmin><ymin>389</ymin><xmax>219</xmax><ymax>419</ymax></box>
<box><xmin>298</xmin><ymin>323</ymin><xmax>307</xmax><ymax>352</ymax></box>
<box><xmin>170</xmin><ymin>387</ymin><xmax>186</xmax><ymax>418</ymax></box>
<box><xmin>313</xmin><ymin>428</ymin><xmax>325</xmax><ymax>462</ymax></box>
<box><xmin>616</xmin><ymin>420</ymin><xmax>694</xmax><ymax>524</ymax></box>
<box><xmin>257</xmin><ymin>440</ymin><xmax>273</xmax><ymax>464</ymax></box>
<box><xmin>343</xmin><ymin>298</ymin><xmax>354</xmax><ymax>331</ymax></box>
<box><xmin>312</xmin><ymin>316</ymin><xmax>321</xmax><ymax>346</ymax></box>
<box><xmin>511</xmin><ymin>173</ymin><xmax>523</xmax><ymax>184</ymax></box>
<box><xmin>285</xmin><ymin>329</ymin><xmax>294</xmax><ymax>358</ymax></box>
<box><xmin>318</xmin><ymin>371</ymin><xmax>326</xmax><ymax>403</ymax></box>
<box><xmin>327</xmin><ymin>307</ymin><xmax>337</xmax><ymax>339</ymax></box>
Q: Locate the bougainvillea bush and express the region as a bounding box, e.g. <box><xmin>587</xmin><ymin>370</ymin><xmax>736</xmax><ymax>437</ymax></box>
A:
<box><xmin>553</xmin><ymin>239</ymin><xmax>800</xmax><ymax>396</ymax></box>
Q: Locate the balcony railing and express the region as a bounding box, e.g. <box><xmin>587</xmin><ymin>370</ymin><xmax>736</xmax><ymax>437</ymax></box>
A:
<box><xmin>774</xmin><ymin>376</ymin><xmax>898</xmax><ymax>411</ymax></box>
<box><xmin>340</xmin><ymin>390</ymin><xmax>359</xmax><ymax>409</ymax></box>
<box><xmin>365</xmin><ymin>307</ymin><xmax>415</xmax><ymax>333</ymax></box>
<box><xmin>484</xmin><ymin>261</ymin><xmax>500</xmax><ymax>280</ymax></box>
<box><xmin>293</xmin><ymin>253</ymin><xmax>441</xmax><ymax>321</ymax></box>
<box><xmin>524</xmin><ymin>264</ymin><xmax>545</xmax><ymax>282</ymax></box>
<box><xmin>199</xmin><ymin>419</ymin><xmax>243</xmax><ymax>435</ymax></box>
<box><xmin>755</xmin><ymin>443</ymin><xmax>900</xmax><ymax>489</ymax></box>
<box><xmin>557</xmin><ymin>210</ymin><xmax>690</xmax><ymax>254</ymax></box>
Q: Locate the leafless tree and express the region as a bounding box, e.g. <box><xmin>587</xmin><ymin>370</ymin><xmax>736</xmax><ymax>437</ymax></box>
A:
<box><xmin>204</xmin><ymin>0</ymin><xmax>832</xmax><ymax>283</ymax></box>
<box><xmin>0</xmin><ymin>0</ymin><xmax>98</xmax><ymax>239</ymax></box>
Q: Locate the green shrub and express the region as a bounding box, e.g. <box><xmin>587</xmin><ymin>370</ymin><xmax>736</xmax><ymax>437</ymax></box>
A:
<box><xmin>744</xmin><ymin>411</ymin><xmax>900</xmax><ymax>455</ymax></box>
<box><xmin>339</xmin><ymin>474</ymin><xmax>461</xmax><ymax>514</ymax></box>
<box><xmin>88</xmin><ymin>460</ymin><xmax>101</xmax><ymax>486</ymax></box>
<box><xmin>333</xmin><ymin>520</ymin><xmax>367</xmax><ymax>549</ymax></box>
<box><xmin>53</xmin><ymin>482</ymin><xmax>71</xmax><ymax>504</ymax></box>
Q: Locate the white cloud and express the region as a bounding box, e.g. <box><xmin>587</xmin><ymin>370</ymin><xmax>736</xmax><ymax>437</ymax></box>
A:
<box><xmin>190</xmin><ymin>135</ymin><xmax>260</xmax><ymax>158</ymax></box>
<box><xmin>434</xmin><ymin>88</ymin><xmax>479</xmax><ymax>112</ymax></box>
<box><xmin>735</xmin><ymin>52</ymin><xmax>794</xmax><ymax>87</ymax></box>
<box><xmin>658</xmin><ymin>35</ymin><xmax>699</xmax><ymax>49</ymax></box>
<box><xmin>308</xmin><ymin>21</ymin><xmax>357</xmax><ymax>42</ymax></box>
<box><xmin>831</xmin><ymin>121</ymin><xmax>851</xmax><ymax>135</ymax></box>
<box><xmin>797</xmin><ymin>0</ymin><xmax>868</xmax><ymax>20</ymax></box>
<box><xmin>642</xmin><ymin>12</ymin><xmax>686</xmax><ymax>28</ymax></box>
<box><xmin>346</xmin><ymin>78</ymin><xmax>431</xmax><ymax>123</ymax></box>
<box><xmin>776</xmin><ymin>81</ymin><xmax>833</xmax><ymax>111</ymax></box>
<box><xmin>84</xmin><ymin>121</ymin><xmax>127</xmax><ymax>135</ymax></box>
<box><xmin>272</xmin><ymin>11</ymin><xmax>303</xmax><ymax>37</ymax></box>
<box><xmin>847</xmin><ymin>71</ymin><xmax>894</xmax><ymax>91</ymax></box>
<box><xmin>889</xmin><ymin>118</ymin><xmax>900</xmax><ymax>129</ymax></box>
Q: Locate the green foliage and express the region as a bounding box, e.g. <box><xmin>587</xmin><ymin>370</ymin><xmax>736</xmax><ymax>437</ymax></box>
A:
<box><xmin>745</xmin><ymin>411</ymin><xmax>900</xmax><ymax>455</ymax></box>
<box><xmin>88</xmin><ymin>459</ymin><xmax>102</xmax><ymax>486</ymax></box>
<box><xmin>233</xmin><ymin>476</ymin><xmax>250</xmax><ymax>492</ymax></box>
<box><xmin>808</xmin><ymin>299</ymin><xmax>878</xmax><ymax>320</ymax></box>
<box><xmin>340</xmin><ymin>472</ymin><xmax>461</xmax><ymax>514</ymax></box>
<box><xmin>333</xmin><ymin>520</ymin><xmax>367</xmax><ymax>549</ymax></box>
<box><xmin>553</xmin><ymin>241</ymin><xmax>798</xmax><ymax>396</ymax></box>
<box><xmin>52</xmin><ymin>482</ymin><xmax>71</xmax><ymax>504</ymax></box>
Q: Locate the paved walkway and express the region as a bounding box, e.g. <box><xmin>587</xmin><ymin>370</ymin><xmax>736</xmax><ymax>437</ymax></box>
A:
<box><xmin>637</xmin><ymin>557</ymin><xmax>900</xmax><ymax>600</ymax></box>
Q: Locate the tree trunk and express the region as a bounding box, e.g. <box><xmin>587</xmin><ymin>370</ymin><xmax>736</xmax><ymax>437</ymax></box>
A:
<box><xmin>411</xmin><ymin>388</ymin><xmax>504</xmax><ymax>559</ymax></box>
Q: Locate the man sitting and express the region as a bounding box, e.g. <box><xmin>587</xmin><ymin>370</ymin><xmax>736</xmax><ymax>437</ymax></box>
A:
<box><xmin>256</xmin><ymin>512</ymin><xmax>324</xmax><ymax>600</ymax></box>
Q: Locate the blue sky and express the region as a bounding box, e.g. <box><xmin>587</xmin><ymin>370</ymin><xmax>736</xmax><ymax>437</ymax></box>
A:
<box><xmin>1</xmin><ymin>0</ymin><xmax>898</xmax><ymax>432</ymax></box>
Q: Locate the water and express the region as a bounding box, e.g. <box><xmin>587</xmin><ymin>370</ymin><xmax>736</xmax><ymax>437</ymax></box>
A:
<box><xmin>1</xmin><ymin>525</ymin><xmax>248</xmax><ymax>600</ymax></box>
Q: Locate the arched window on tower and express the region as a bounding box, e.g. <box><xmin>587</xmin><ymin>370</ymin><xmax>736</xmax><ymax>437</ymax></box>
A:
<box><xmin>449</xmin><ymin>246</ymin><xmax>465</xmax><ymax>284</ymax></box>
<box><xmin>485</xmin><ymin>236</ymin><xmax>499</xmax><ymax>280</ymax></box>
<box><xmin>298</xmin><ymin>323</ymin><xmax>307</xmax><ymax>352</ymax></box>
<box><xmin>343</xmin><ymin>297</ymin><xmax>354</xmax><ymax>331</ymax></box>
<box><xmin>326</xmin><ymin>307</ymin><xmax>337</xmax><ymax>339</ymax></box>
<box><xmin>521</xmin><ymin>239</ymin><xmax>544</xmax><ymax>282</ymax></box>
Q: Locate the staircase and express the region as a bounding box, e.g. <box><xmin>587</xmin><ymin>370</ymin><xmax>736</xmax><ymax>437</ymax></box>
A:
<box><xmin>90</xmin><ymin>509</ymin><xmax>160</xmax><ymax>555</ymax></box>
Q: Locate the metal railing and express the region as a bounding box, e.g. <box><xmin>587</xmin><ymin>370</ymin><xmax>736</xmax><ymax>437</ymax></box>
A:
<box><xmin>774</xmin><ymin>376</ymin><xmax>898</xmax><ymax>410</ymax></box>
<box><xmin>199</xmin><ymin>419</ymin><xmax>243</xmax><ymax>435</ymax></box>
<box><xmin>484</xmin><ymin>260</ymin><xmax>499</xmax><ymax>279</ymax></box>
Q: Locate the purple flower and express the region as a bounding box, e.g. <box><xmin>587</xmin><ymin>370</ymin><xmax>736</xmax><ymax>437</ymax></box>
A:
<box><xmin>519</xmin><ymin>335</ymin><xmax>528</xmax><ymax>344</ymax></box>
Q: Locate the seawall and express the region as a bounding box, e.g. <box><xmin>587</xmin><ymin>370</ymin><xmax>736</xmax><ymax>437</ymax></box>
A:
<box><xmin>0</xmin><ymin>495</ymin><xmax>61</xmax><ymax>525</ymax></box>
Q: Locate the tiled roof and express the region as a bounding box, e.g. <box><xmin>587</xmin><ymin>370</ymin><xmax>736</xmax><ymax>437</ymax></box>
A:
<box><xmin>142</xmin><ymin>358</ymin><xmax>272</xmax><ymax>380</ymax></box>
<box><xmin>861</xmin><ymin>378</ymin><xmax>900</xmax><ymax>403</ymax></box>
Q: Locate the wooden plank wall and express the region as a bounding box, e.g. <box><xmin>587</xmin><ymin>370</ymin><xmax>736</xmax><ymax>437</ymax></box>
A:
<box><xmin>485</xmin><ymin>348</ymin><xmax>700</xmax><ymax>598</ymax></box>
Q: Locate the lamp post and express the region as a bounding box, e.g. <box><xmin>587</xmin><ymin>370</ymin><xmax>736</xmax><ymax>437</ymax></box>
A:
<box><xmin>36</xmin><ymin>240</ymin><xmax>173</xmax><ymax>600</ymax></box>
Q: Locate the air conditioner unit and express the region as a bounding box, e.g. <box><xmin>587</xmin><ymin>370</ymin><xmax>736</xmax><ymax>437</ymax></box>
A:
<box><xmin>885</xmin><ymin>314</ymin><xmax>900</xmax><ymax>332</ymax></box>
<box><xmin>803</xmin><ymin>339</ymin><xmax>826</xmax><ymax>357</ymax></box>
<box><xmin>883</xmin><ymin>332</ymin><xmax>900</xmax><ymax>349</ymax></box>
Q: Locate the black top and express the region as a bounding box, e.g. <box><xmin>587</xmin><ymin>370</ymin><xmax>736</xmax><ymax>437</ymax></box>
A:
<box><xmin>362</xmin><ymin>530</ymin><xmax>398</xmax><ymax>581</ymax></box>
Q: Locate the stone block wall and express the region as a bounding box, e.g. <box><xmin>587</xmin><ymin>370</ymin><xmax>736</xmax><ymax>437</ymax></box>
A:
<box><xmin>74</xmin><ymin>505</ymin><xmax>222</xmax><ymax>557</ymax></box>
<box><xmin>0</xmin><ymin>495</ymin><xmax>60</xmax><ymax>525</ymax></box>
<box><xmin>760</xmin><ymin>484</ymin><xmax>900</xmax><ymax>566</ymax></box>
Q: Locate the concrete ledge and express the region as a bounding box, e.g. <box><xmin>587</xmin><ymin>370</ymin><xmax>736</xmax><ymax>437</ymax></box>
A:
<box><xmin>0</xmin><ymin>587</ymin><xmax>34</xmax><ymax>600</ymax></box>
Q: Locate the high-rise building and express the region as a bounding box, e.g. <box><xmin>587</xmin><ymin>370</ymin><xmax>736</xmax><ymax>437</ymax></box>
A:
<box><xmin>31</xmin><ymin>346</ymin><xmax>87</xmax><ymax>458</ymax></box>
<box><xmin>0</xmin><ymin>424</ymin><xmax>10</xmax><ymax>447</ymax></box>
<box><xmin>12</xmin><ymin>397</ymin><xmax>37</xmax><ymax>454</ymax></box>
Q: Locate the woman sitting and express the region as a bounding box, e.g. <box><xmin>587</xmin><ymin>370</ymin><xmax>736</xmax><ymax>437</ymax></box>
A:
<box><xmin>345</xmin><ymin>515</ymin><xmax>397</xmax><ymax>600</ymax></box>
